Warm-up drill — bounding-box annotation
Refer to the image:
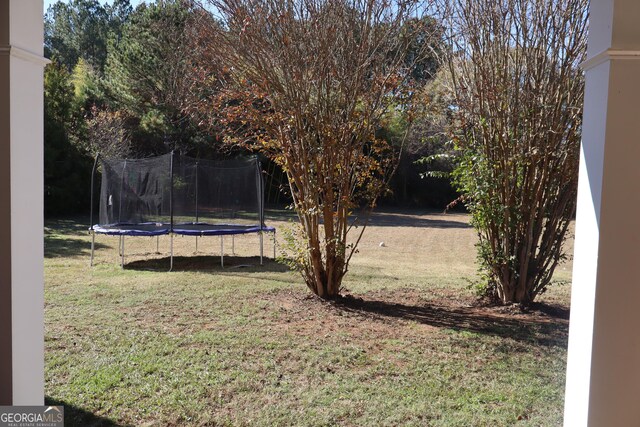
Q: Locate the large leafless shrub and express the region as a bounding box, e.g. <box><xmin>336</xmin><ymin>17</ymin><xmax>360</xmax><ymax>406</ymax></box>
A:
<box><xmin>191</xmin><ymin>0</ymin><xmax>438</xmax><ymax>298</ymax></box>
<box><xmin>442</xmin><ymin>0</ymin><xmax>588</xmax><ymax>305</ymax></box>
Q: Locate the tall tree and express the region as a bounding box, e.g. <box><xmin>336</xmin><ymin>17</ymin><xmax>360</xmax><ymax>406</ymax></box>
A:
<box><xmin>44</xmin><ymin>62</ymin><xmax>93</xmax><ymax>215</ymax></box>
<box><xmin>191</xmin><ymin>0</ymin><xmax>439</xmax><ymax>299</ymax></box>
<box><xmin>443</xmin><ymin>0</ymin><xmax>588</xmax><ymax>305</ymax></box>
<box><xmin>105</xmin><ymin>0</ymin><xmax>205</xmax><ymax>154</ymax></box>
<box><xmin>44</xmin><ymin>0</ymin><xmax>131</xmax><ymax>73</ymax></box>
<box><xmin>378</xmin><ymin>16</ymin><xmax>451</xmax><ymax>207</ymax></box>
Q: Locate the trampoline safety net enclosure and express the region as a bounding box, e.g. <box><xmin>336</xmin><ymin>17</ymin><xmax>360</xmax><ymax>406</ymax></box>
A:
<box><xmin>90</xmin><ymin>152</ymin><xmax>276</xmax><ymax>269</ymax></box>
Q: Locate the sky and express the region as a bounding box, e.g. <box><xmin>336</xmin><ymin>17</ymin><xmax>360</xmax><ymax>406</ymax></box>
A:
<box><xmin>44</xmin><ymin>0</ymin><xmax>149</xmax><ymax>13</ymax></box>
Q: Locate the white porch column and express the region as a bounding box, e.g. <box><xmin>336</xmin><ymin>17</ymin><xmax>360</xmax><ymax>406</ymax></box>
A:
<box><xmin>564</xmin><ymin>0</ymin><xmax>640</xmax><ymax>425</ymax></box>
<box><xmin>0</xmin><ymin>0</ymin><xmax>46</xmax><ymax>405</ymax></box>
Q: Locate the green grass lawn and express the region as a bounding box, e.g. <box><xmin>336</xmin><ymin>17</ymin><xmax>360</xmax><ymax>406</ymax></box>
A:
<box><xmin>44</xmin><ymin>211</ymin><xmax>571</xmax><ymax>426</ymax></box>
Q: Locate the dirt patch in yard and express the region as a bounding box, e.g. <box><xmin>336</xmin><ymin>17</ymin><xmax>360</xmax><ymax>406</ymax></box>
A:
<box><xmin>260</xmin><ymin>287</ymin><xmax>569</xmax><ymax>350</ymax></box>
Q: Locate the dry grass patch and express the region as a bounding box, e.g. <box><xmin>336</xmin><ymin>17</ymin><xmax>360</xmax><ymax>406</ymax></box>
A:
<box><xmin>45</xmin><ymin>210</ymin><xmax>571</xmax><ymax>426</ymax></box>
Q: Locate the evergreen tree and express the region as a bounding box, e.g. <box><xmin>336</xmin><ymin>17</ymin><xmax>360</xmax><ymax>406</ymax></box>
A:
<box><xmin>104</xmin><ymin>0</ymin><xmax>205</xmax><ymax>154</ymax></box>
<box><xmin>44</xmin><ymin>0</ymin><xmax>132</xmax><ymax>73</ymax></box>
<box><xmin>44</xmin><ymin>62</ymin><xmax>93</xmax><ymax>215</ymax></box>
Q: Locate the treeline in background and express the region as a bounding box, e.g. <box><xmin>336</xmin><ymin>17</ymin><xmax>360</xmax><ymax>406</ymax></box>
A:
<box><xmin>44</xmin><ymin>0</ymin><xmax>455</xmax><ymax>216</ymax></box>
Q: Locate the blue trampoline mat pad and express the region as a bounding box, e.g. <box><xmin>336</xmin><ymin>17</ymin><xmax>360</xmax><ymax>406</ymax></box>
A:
<box><xmin>92</xmin><ymin>222</ymin><xmax>276</xmax><ymax>237</ymax></box>
<box><xmin>92</xmin><ymin>222</ymin><xmax>170</xmax><ymax>236</ymax></box>
<box><xmin>173</xmin><ymin>223</ymin><xmax>276</xmax><ymax>236</ymax></box>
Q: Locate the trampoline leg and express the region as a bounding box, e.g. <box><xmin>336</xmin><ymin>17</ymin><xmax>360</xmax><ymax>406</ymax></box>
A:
<box><xmin>170</xmin><ymin>233</ymin><xmax>174</xmax><ymax>272</ymax></box>
<box><xmin>90</xmin><ymin>231</ymin><xmax>95</xmax><ymax>267</ymax></box>
<box><xmin>273</xmin><ymin>231</ymin><xmax>276</xmax><ymax>260</ymax></box>
<box><xmin>121</xmin><ymin>235</ymin><xmax>125</xmax><ymax>269</ymax></box>
<box><xmin>195</xmin><ymin>236</ymin><xmax>198</xmax><ymax>253</ymax></box>
<box><xmin>156</xmin><ymin>236</ymin><xmax>159</xmax><ymax>254</ymax></box>
<box><xmin>220</xmin><ymin>236</ymin><xmax>224</xmax><ymax>268</ymax></box>
<box><xmin>232</xmin><ymin>235</ymin><xmax>235</xmax><ymax>255</ymax></box>
<box><xmin>260</xmin><ymin>232</ymin><xmax>264</xmax><ymax>266</ymax></box>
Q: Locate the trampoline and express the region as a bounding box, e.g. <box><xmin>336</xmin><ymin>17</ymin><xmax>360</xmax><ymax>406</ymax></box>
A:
<box><xmin>89</xmin><ymin>153</ymin><xmax>276</xmax><ymax>269</ymax></box>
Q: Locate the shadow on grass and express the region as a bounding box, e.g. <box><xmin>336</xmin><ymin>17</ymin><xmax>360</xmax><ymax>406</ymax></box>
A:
<box><xmin>264</xmin><ymin>208</ymin><xmax>298</xmax><ymax>222</ymax></box>
<box><xmin>125</xmin><ymin>255</ymin><xmax>290</xmax><ymax>273</ymax></box>
<box><xmin>44</xmin><ymin>235</ymin><xmax>108</xmax><ymax>258</ymax></box>
<box><xmin>365</xmin><ymin>211</ymin><xmax>471</xmax><ymax>228</ymax></box>
<box><xmin>45</xmin><ymin>396</ymin><xmax>124</xmax><ymax>427</ymax></box>
<box><xmin>264</xmin><ymin>208</ymin><xmax>471</xmax><ymax>229</ymax></box>
<box><xmin>528</xmin><ymin>301</ymin><xmax>571</xmax><ymax>320</ymax></box>
<box><xmin>44</xmin><ymin>218</ymin><xmax>108</xmax><ymax>258</ymax></box>
<box><xmin>45</xmin><ymin>218</ymin><xmax>91</xmax><ymax>236</ymax></box>
<box><xmin>334</xmin><ymin>295</ymin><xmax>569</xmax><ymax>348</ymax></box>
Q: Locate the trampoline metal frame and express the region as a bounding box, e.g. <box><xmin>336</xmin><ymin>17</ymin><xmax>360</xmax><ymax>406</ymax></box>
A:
<box><xmin>90</xmin><ymin>228</ymin><xmax>276</xmax><ymax>270</ymax></box>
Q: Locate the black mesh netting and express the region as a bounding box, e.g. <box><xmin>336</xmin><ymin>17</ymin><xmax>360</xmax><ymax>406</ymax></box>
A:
<box><xmin>96</xmin><ymin>153</ymin><xmax>264</xmax><ymax>228</ymax></box>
